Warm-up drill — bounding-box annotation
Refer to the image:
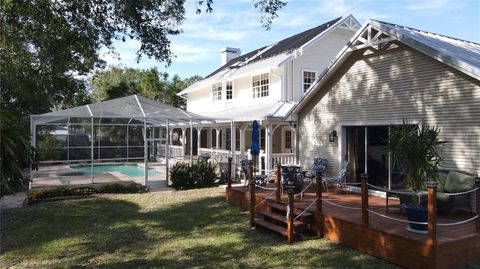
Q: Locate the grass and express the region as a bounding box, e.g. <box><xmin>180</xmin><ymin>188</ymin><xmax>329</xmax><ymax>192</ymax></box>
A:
<box><xmin>0</xmin><ymin>187</ymin><xmax>474</xmax><ymax>269</ymax></box>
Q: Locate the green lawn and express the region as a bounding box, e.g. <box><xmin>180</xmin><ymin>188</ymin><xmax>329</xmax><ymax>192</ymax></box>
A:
<box><xmin>0</xmin><ymin>187</ymin><xmax>417</xmax><ymax>268</ymax></box>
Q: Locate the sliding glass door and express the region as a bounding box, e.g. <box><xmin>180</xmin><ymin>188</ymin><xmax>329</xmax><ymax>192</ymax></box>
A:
<box><xmin>345</xmin><ymin>125</ymin><xmax>405</xmax><ymax>189</ymax></box>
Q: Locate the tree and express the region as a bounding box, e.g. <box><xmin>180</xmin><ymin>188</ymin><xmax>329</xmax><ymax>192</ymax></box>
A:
<box><xmin>1</xmin><ymin>0</ymin><xmax>286</xmax><ymax>120</ymax></box>
<box><xmin>90</xmin><ymin>67</ymin><xmax>202</xmax><ymax>108</ymax></box>
<box><xmin>0</xmin><ymin>111</ymin><xmax>37</xmax><ymax>196</ymax></box>
<box><xmin>0</xmin><ymin>0</ymin><xmax>285</xmax><ymax>192</ymax></box>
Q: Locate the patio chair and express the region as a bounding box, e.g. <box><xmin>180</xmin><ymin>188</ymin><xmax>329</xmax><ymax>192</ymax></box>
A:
<box><xmin>241</xmin><ymin>159</ymin><xmax>269</xmax><ymax>189</ymax></box>
<box><xmin>323</xmin><ymin>161</ymin><xmax>350</xmax><ymax>193</ymax></box>
<box><xmin>304</xmin><ymin>158</ymin><xmax>327</xmax><ymax>183</ymax></box>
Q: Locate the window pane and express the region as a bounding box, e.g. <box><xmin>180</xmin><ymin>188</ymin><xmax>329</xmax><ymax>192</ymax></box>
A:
<box><xmin>252</xmin><ymin>73</ymin><xmax>269</xmax><ymax>98</ymax></box>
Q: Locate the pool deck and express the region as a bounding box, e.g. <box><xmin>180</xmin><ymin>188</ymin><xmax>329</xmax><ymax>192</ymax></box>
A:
<box><xmin>32</xmin><ymin>162</ymin><xmax>168</xmax><ymax>190</ymax></box>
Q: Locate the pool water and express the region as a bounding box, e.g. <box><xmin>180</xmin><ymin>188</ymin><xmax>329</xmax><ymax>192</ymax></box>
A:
<box><xmin>72</xmin><ymin>164</ymin><xmax>159</xmax><ymax>177</ymax></box>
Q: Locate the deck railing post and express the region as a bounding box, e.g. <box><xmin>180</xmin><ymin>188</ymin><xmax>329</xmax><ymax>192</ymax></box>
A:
<box><xmin>287</xmin><ymin>192</ymin><xmax>294</xmax><ymax>244</ymax></box>
<box><xmin>476</xmin><ymin>177</ymin><xmax>480</xmax><ymax>232</ymax></box>
<box><xmin>427</xmin><ymin>181</ymin><xmax>437</xmax><ymax>246</ymax></box>
<box><xmin>315</xmin><ymin>171</ymin><xmax>323</xmax><ymax>237</ymax></box>
<box><xmin>275</xmin><ymin>163</ymin><xmax>281</xmax><ymax>201</ymax></box>
<box><xmin>361</xmin><ymin>174</ymin><xmax>369</xmax><ymax>226</ymax></box>
<box><xmin>227</xmin><ymin>157</ymin><xmax>232</xmax><ymax>189</ymax></box>
<box><xmin>249</xmin><ymin>160</ymin><xmax>255</xmax><ymax>227</ymax></box>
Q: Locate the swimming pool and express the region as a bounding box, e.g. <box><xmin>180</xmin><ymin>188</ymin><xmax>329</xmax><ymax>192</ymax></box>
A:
<box><xmin>71</xmin><ymin>164</ymin><xmax>160</xmax><ymax>177</ymax></box>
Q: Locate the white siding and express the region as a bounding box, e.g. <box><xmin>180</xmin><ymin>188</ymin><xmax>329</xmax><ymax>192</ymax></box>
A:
<box><xmin>186</xmin><ymin>68</ymin><xmax>282</xmax><ymax>113</ymax></box>
<box><xmin>298</xmin><ymin>46</ymin><xmax>480</xmax><ymax>177</ymax></box>
<box><xmin>289</xmin><ymin>28</ymin><xmax>355</xmax><ymax>101</ymax></box>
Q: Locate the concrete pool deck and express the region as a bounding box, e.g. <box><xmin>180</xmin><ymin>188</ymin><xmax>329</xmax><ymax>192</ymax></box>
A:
<box><xmin>32</xmin><ymin>162</ymin><xmax>168</xmax><ymax>190</ymax></box>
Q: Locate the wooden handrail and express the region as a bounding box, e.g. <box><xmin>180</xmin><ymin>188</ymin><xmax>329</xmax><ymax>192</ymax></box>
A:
<box><xmin>275</xmin><ymin>163</ymin><xmax>281</xmax><ymax>201</ymax></box>
<box><xmin>361</xmin><ymin>174</ymin><xmax>369</xmax><ymax>226</ymax></box>
<box><xmin>427</xmin><ymin>181</ymin><xmax>437</xmax><ymax>246</ymax></box>
<box><xmin>249</xmin><ymin>160</ymin><xmax>255</xmax><ymax>227</ymax></box>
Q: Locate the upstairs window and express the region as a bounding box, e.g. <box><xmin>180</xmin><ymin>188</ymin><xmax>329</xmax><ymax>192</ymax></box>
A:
<box><xmin>303</xmin><ymin>70</ymin><xmax>316</xmax><ymax>93</ymax></box>
<box><xmin>252</xmin><ymin>73</ymin><xmax>269</xmax><ymax>98</ymax></box>
<box><xmin>226</xmin><ymin>81</ymin><xmax>233</xmax><ymax>100</ymax></box>
<box><xmin>212</xmin><ymin>82</ymin><xmax>222</xmax><ymax>101</ymax></box>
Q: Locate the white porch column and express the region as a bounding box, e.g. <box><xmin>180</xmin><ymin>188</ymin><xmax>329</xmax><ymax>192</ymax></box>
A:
<box><xmin>180</xmin><ymin>127</ymin><xmax>186</xmax><ymax>156</ymax></box>
<box><xmin>215</xmin><ymin>127</ymin><xmax>221</xmax><ymax>150</ymax></box>
<box><xmin>230</xmin><ymin>121</ymin><xmax>236</xmax><ymax>178</ymax></box>
<box><xmin>294</xmin><ymin>122</ymin><xmax>299</xmax><ymax>165</ymax></box>
<box><xmin>266</xmin><ymin>124</ymin><xmax>273</xmax><ymax>170</ymax></box>
<box><xmin>197</xmin><ymin>127</ymin><xmax>203</xmax><ymax>156</ymax></box>
<box><xmin>240</xmin><ymin>124</ymin><xmax>246</xmax><ymax>154</ymax></box>
<box><xmin>207</xmin><ymin>128</ymin><xmax>212</xmax><ymax>149</ymax></box>
<box><xmin>189</xmin><ymin>121</ymin><xmax>193</xmax><ymax>162</ymax></box>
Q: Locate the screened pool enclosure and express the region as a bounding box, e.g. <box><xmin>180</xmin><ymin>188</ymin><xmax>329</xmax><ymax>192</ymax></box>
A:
<box><xmin>30</xmin><ymin>95</ymin><xmax>216</xmax><ymax>188</ymax></box>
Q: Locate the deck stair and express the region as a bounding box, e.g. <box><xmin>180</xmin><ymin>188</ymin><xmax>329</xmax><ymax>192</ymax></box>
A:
<box><xmin>253</xmin><ymin>199</ymin><xmax>314</xmax><ymax>239</ymax></box>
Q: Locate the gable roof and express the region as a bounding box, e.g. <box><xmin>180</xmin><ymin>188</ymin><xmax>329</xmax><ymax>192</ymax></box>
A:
<box><xmin>178</xmin><ymin>16</ymin><xmax>360</xmax><ymax>96</ymax></box>
<box><xmin>206</xmin><ymin>17</ymin><xmax>342</xmax><ymax>79</ymax></box>
<box><xmin>287</xmin><ymin>19</ymin><xmax>480</xmax><ymax>119</ymax></box>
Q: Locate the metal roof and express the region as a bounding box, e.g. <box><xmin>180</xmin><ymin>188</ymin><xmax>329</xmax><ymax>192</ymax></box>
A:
<box><xmin>196</xmin><ymin>102</ymin><xmax>296</xmax><ymax>122</ymax></box>
<box><xmin>370</xmin><ymin>19</ymin><xmax>480</xmax><ymax>80</ymax></box>
<box><xmin>178</xmin><ymin>16</ymin><xmax>361</xmax><ymax>96</ymax></box>
<box><xmin>32</xmin><ymin>95</ymin><xmax>218</xmax><ymax>126</ymax></box>
<box><xmin>287</xmin><ymin>19</ymin><xmax>480</xmax><ymax>119</ymax></box>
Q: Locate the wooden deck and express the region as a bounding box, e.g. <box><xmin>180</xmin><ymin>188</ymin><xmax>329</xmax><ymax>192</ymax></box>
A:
<box><xmin>226</xmin><ymin>184</ymin><xmax>480</xmax><ymax>269</ymax></box>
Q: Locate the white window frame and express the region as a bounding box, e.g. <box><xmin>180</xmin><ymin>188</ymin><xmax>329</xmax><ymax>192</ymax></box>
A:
<box><xmin>252</xmin><ymin>73</ymin><xmax>269</xmax><ymax>98</ymax></box>
<box><xmin>212</xmin><ymin>82</ymin><xmax>222</xmax><ymax>101</ymax></box>
<box><xmin>225</xmin><ymin>81</ymin><xmax>233</xmax><ymax>100</ymax></box>
<box><xmin>302</xmin><ymin>69</ymin><xmax>317</xmax><ymax>93</ymax></box>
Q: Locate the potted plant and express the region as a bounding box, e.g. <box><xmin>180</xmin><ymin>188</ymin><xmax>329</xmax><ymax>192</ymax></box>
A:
<box><xmin>386</xmin><ymin>121</ymin><xmax>446</xmax><ymax>234</ymax></box>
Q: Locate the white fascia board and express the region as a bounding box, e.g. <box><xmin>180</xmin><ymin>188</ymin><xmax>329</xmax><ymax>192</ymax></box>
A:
<box><xmin>300</xmin><ymin>15</ymin><xmax>361</xmax><ymax>53</ymax></box>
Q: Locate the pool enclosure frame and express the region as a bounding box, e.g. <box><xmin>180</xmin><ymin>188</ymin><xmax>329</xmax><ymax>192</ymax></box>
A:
<box><xmin>30</xmin><ymin>95</ymin><xmax>217</xmax><ymax>188</ymax></box>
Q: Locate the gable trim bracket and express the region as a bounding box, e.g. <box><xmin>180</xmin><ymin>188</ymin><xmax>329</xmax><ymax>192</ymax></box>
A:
<box><xmin>351</xmin><ymin>25</ymin><xmax>397</xmax><ymax>51</ymax></box>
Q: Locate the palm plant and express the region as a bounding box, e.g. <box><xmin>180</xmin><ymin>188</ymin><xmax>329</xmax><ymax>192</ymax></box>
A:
<box><xmin>386</xmin><ymin>121</ymin><xmax>446</xmax><ymax>207</ymax></box>
<box><xmin>1</xmin><ymin>112</ymin><xmax>37</xmax><ymax>196</ymax></box>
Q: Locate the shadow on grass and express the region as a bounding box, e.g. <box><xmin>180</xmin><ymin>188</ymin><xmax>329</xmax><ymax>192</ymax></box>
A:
<box><xmin>1</xmin><ymin>192</ymin><xmax>403</xmax><ymax>268</ymax></box>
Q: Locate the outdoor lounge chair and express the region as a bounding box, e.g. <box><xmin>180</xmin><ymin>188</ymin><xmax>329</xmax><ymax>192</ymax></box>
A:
<box><xmin>436</xmin><ymin>170</ymin><xmax>476</xmax><ymax>216</ymax></box>
<box><xmin>304</xmin><ymin>158</ymin><xmax>327</xmax><ymax>183</ymax></box>
<box><xmin>241</xmin><ymin>159</ymin><xmax>269</xmax><ymax>189</ymax></box>
<box><xmin>323</xmin><ymin>161</ymin><xmax>350</xmax><ymax>193</ymax></box>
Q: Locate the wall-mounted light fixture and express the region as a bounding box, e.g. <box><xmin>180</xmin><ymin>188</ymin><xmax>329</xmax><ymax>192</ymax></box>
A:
<box><xmin>328</xmin><ymin>130</ymin><xmax>338</xmax><ymax>142</ymax></box>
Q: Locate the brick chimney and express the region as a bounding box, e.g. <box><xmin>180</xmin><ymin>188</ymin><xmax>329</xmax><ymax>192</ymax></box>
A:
<box><xmin>221</xmin><ymin>47</ymin><xmax>241</xmax><ymax>65</ymax></box>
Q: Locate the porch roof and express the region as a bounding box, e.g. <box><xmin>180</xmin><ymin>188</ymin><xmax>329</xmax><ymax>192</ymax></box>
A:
<box><xmin>196</xmin><ymin>102</ymin><xmax>296</xmax><ymax>122</ymax></box>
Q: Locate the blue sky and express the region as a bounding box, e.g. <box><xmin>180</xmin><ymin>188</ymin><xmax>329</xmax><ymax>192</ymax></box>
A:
<box><xmin>101</xmin><ymin>0</ymin><xmax>480</xmax><ymax>79</ymax></box>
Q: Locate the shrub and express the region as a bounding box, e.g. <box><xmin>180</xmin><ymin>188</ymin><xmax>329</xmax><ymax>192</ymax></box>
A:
<box><xmin>27</xmin><ymin>183</ymin><xmax>147</xmax><ymax>203</ymax></box>
<box><xmin>170</xmin><ymin>160</ymin><xmax>218</xmax><ymax>190</ymax></box>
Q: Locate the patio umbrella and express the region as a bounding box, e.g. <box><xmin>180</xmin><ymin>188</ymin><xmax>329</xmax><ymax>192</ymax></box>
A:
<box><xmin>250</xmin><ymin>120</ymin><xmax>260</xmax><ymax>156</ymax></box>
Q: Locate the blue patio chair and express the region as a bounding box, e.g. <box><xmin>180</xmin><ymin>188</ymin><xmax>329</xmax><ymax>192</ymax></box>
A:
<box><xmin>304</xmin><ymin>158</ymin><xmax>327</xmax><ymax>183</ymax></box>
<box><xmin>323</xmin><ymin>161</ymin><xmax>350</xmax><ymax>193</ymax></box>
<box><xmin>241</xmin><ymin>159</ymin><xmax>268</xmax><ymax>189</ymax></box>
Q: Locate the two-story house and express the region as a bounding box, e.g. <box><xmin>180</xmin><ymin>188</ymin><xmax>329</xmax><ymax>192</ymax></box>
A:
<box><xmin>175</xmin><ymin>15</ymin><xmax>360</xmax><ymax>171</ymax></box>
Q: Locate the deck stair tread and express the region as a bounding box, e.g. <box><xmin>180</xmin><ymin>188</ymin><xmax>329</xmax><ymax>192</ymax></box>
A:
<box><xmin>258</xmin><ymin>211</ymin><xmax>305</xmax><ymax>226</ymax></box>
<box><xmin>253</xmin><ymin>219</ymin><xmax>290</xmax><ymax>237</ymax></box>
<box><xmin>268</xmin><ymin>202</ymin><xmax>313</xmax><ymax>217</ymax></box>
